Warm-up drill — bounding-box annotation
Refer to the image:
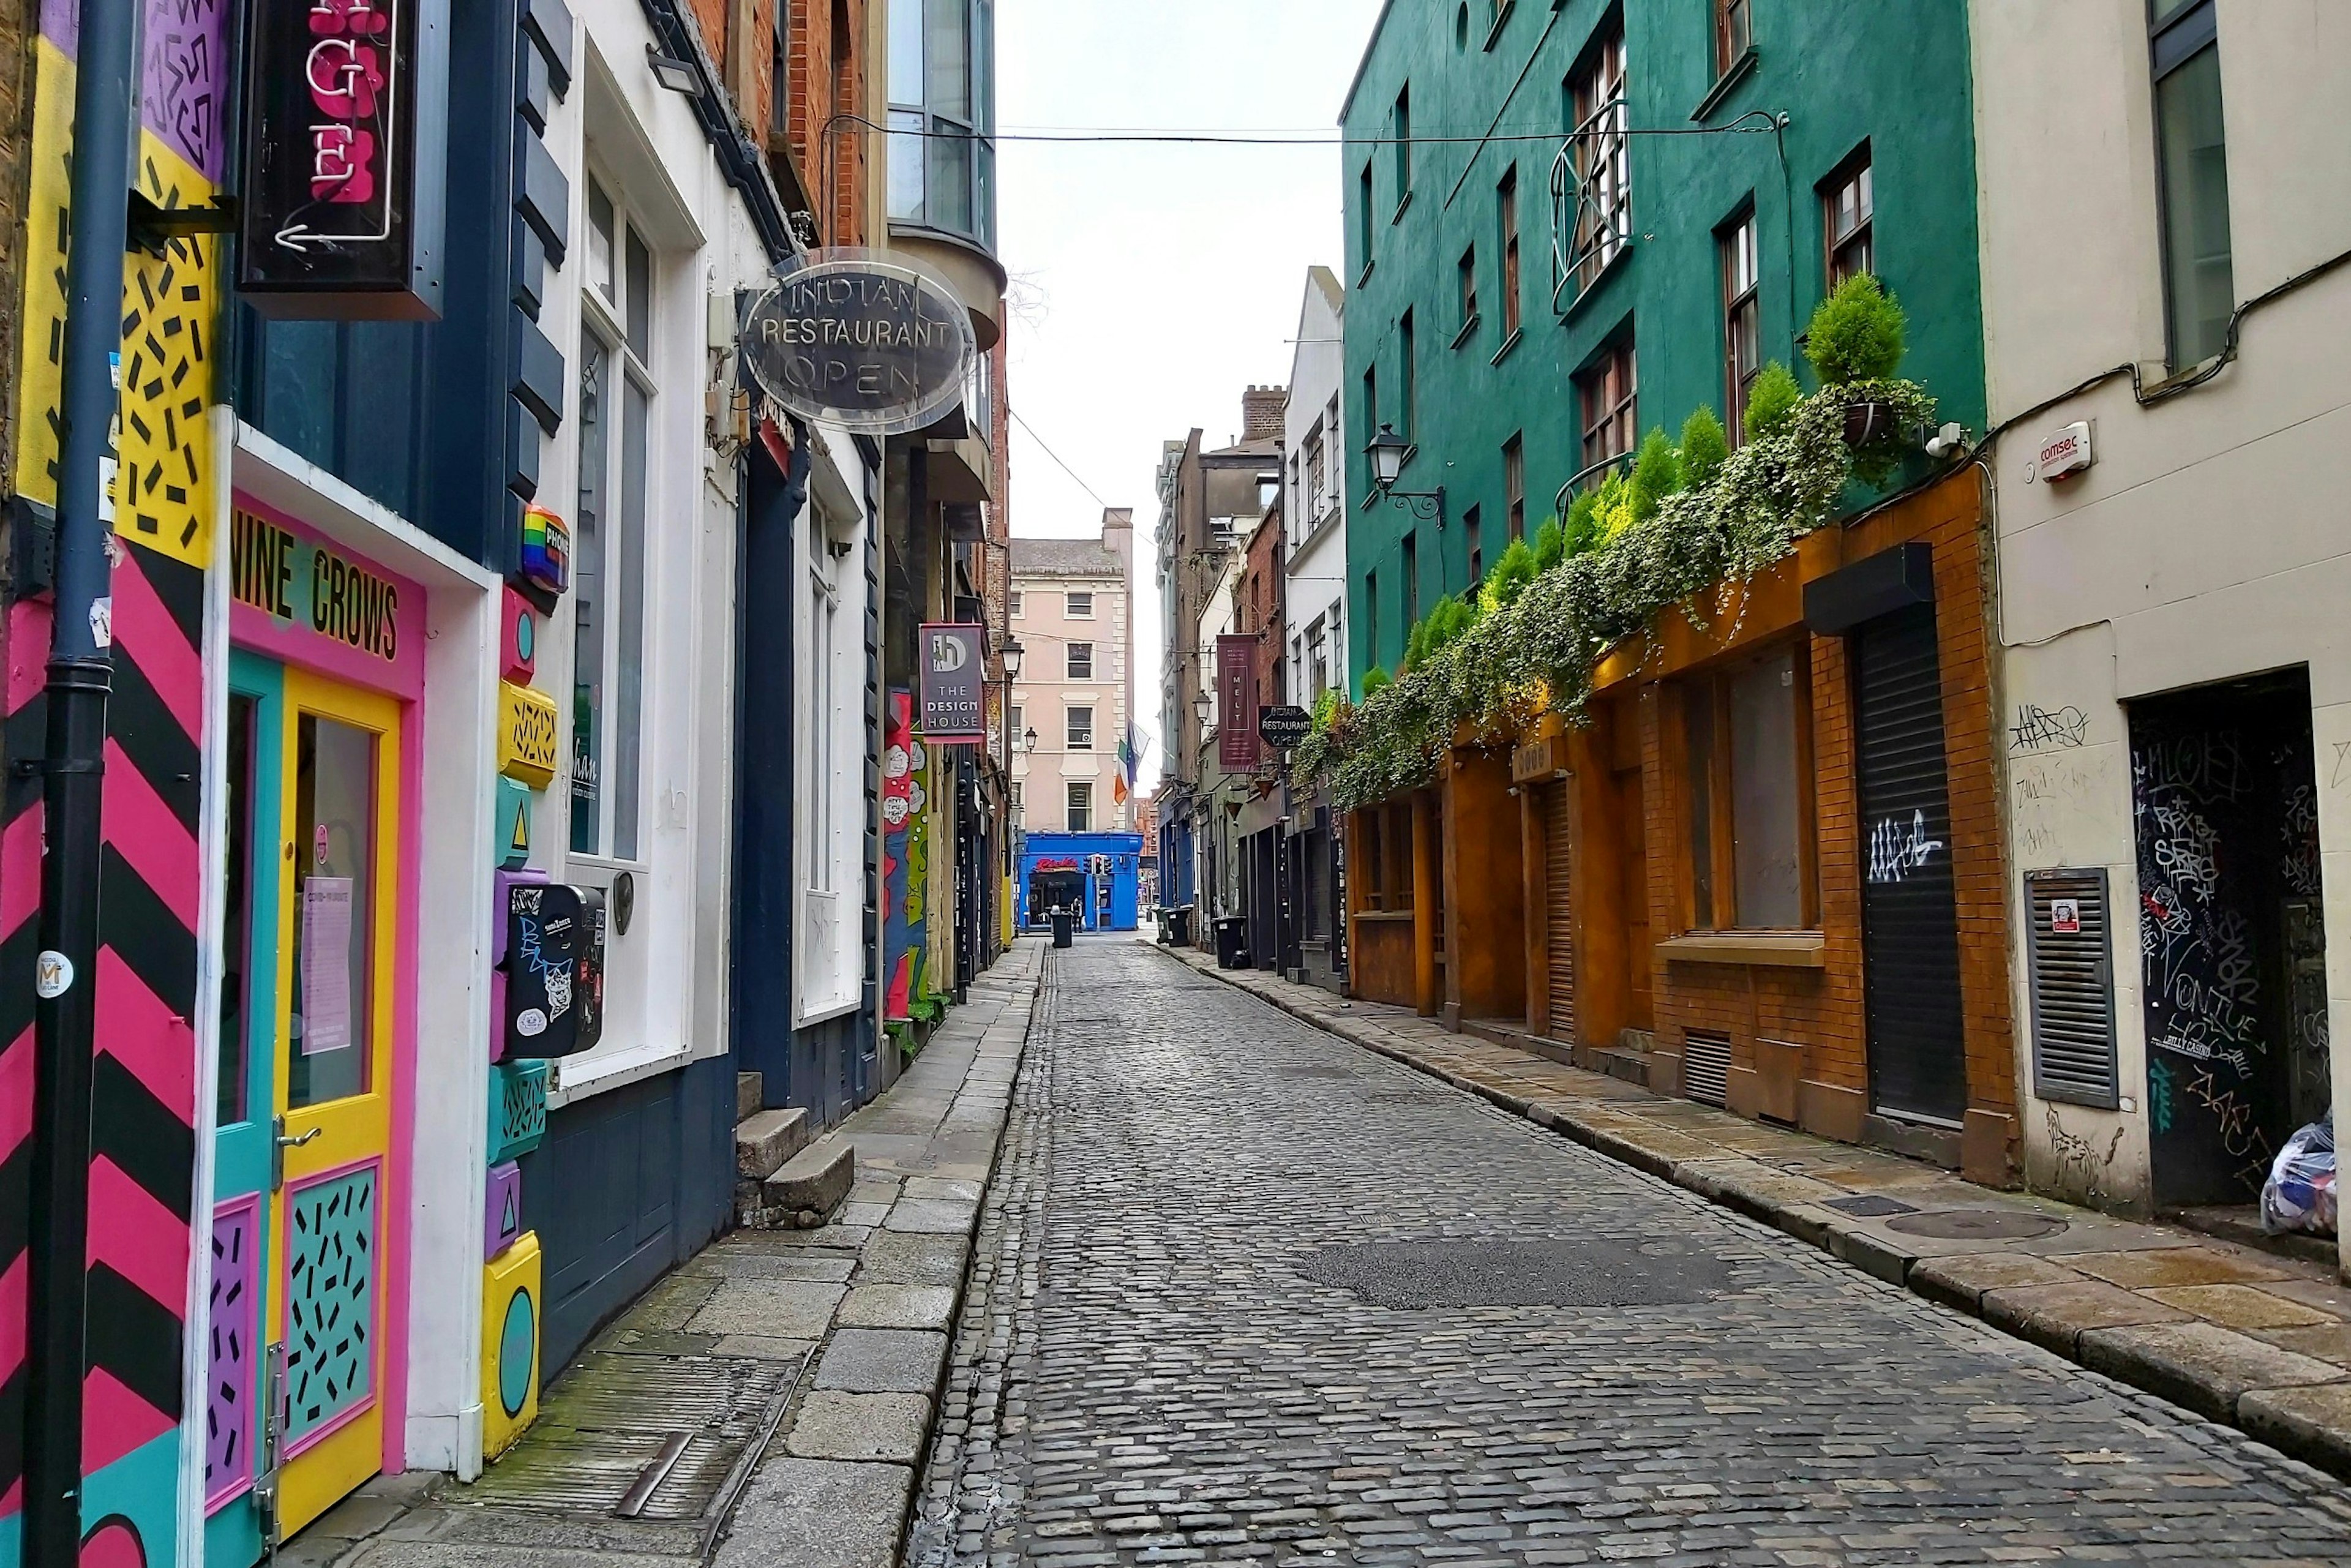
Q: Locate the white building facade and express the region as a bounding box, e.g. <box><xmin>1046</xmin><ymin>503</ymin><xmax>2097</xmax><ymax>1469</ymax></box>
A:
<box><xmin>1283</xmin><ymin>268</ymin><xmax>1349</xmax><ymax>708</ymax></box>
<box><xmin>1974</xmin><ymin>0</ymin><xmax>2351</xmax><ymax>1251</ymax></box>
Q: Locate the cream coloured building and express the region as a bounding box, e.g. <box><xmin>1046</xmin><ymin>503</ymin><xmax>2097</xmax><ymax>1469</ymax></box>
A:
<box><xmin>1010</xmin><ymin>514</ymin><xmax>1138</xmax><ymax>835</ymax></box>
<box><xmin>1974</xmin><ymin>0</ymin><xmax>2351</xmax><ymax>1250</ymax></box>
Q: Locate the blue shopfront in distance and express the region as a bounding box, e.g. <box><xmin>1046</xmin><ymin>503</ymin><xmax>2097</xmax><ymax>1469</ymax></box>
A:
<box><xmin>1019</xmin><ymin>830</ymin><xmax>1144</xmax><ymax>932</ymax></box>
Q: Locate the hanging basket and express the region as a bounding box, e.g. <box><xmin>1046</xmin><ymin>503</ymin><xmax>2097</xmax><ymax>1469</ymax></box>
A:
<box><xmin>1842</xmin><ymin>397</ymin><xmax>1897</xmax><ymax>447</ymax></box>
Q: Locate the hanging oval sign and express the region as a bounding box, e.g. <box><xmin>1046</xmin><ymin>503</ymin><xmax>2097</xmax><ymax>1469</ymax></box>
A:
<box><xmin>740</xmin><ymin>249</ymin><xmax>978</xmax><ymax>437</ymax></box>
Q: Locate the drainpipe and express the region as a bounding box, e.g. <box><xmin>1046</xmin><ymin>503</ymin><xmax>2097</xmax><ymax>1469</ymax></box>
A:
<box><xmin>24</xmin><ymin>0</ymin><xmax>140</xmax><ymax>1559</ymax></box>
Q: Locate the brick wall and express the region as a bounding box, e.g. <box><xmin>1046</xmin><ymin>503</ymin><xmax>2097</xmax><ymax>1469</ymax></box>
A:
<box><xmin>1242</xmin><ymin>504</ymin><xmax>1284</xmax><ymax>707</ymax></box>
<box><xmin>1603</xmin><ymin>468</ymin><xmax>2015</xmax><ymax>1174</ymax></box>
<box><xmin>781</xmin><ymin>0</ymin><xmax>866</xmax><ymax>244</ymax></box>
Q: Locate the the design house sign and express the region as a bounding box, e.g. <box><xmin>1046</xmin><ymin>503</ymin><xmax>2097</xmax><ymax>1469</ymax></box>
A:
<box><xmin>239</xmin><ymin>0</ymin><xmax>444</xmax><ymax>320</ymax></box>
<box><xmin>741</xmin><ymin>252</ymin><xmax>978</xmax><ymax>437</ymax></box>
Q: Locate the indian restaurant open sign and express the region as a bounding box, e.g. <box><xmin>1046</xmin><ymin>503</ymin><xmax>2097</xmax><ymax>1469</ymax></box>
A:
<box><xmin>741</xmin><ymin>250</ymin><xmax>977</xmax><ymax>436</ymax></box>
<box><xmin>240</xmin><ymin>0</ymin><xmax>441</xmax><ymax>318</ymax></box>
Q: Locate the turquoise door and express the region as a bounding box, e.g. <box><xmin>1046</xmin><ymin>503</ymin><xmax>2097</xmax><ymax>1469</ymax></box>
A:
<box><xmin>204</xmin><ymin>652</ymin><xmax>283</xmax><ymax>1567</ymax></box>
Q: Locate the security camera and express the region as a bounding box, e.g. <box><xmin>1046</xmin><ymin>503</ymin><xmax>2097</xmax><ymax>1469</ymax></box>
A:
<box><xmin>1924</xmin><ymin>422</ymin><xmax>1968</xmax><ymax>459</ymax></box>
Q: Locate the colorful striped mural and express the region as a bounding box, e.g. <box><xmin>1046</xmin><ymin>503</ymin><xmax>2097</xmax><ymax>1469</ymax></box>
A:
<box><xmin>0</xmin><ymin>0</ymin><xmax>226</xmax><ymax>1559</ymax></box>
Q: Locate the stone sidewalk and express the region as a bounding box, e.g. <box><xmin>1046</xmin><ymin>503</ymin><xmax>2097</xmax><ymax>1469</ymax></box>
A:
<box><xmin>290</xmin><ymin>940</ymin><xmax>1041</xmax><ymax>1568</ymax></box>
<box><xmin>1160</xmin><ymin>940</ymin><xmax>2351</xmax><ymax>1483</ymax></box>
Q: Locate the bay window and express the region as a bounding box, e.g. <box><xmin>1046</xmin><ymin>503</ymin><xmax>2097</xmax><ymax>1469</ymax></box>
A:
<box><xmin>888</xmin><ymin>0</ymin><xmax>997</xmax><ymax>249</ymax></box>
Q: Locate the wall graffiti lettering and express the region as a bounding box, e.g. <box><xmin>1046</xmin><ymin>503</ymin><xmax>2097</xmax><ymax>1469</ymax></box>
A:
<box><xmin>1865</xmin><ymin>809</ymin><xmax>1946</xmax><ymax>885</ymax></box>
<box><xmin>2009</xmin><ymin>702</ymin><xmax>2090</xmax><ymax>754</ymax></box>
<box><xmin>2044</xmin><ymin>1103</ymin><xmax>2125</xmax><ymax>1204</ymax></box>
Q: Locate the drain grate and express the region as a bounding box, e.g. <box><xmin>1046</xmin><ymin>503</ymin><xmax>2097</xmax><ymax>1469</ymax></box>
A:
<box><xmin>1300</xmin><ymin>1237</ymin><xmax>1741</xmax><ymax>1309</ymax></box>
<box><xmin>462</xmin><ymin>1351</ymin><xmax>800</xmax><ymax>1521</ymax></box>
<box><xmin>1823</xmin><ymin>1195</ymin><xmax>1920</xmax><ymax>1217</ymax></box>
<box><xmin>1884</xmin><ymin>1208</ymin><xmax>2068</xmax><ymax>1241</ymax></box>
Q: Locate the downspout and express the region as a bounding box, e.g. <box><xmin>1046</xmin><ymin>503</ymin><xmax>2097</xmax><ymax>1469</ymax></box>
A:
<box><xmin>24</xmin><ymin>0</ymin><xmax>140</xmax><ymax>1558</ymax></box>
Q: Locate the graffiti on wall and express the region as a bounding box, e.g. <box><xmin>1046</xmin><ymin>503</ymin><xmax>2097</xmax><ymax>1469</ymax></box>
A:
<box><xmin>882</xmin><ymin>691</ymin><xmax>931</xmax><ymax>1021</ymax></box>
<box><xmin>2132</xmin><ymin>689</ymin><xmax>2328</xmax><ymax>1206</ymax></box>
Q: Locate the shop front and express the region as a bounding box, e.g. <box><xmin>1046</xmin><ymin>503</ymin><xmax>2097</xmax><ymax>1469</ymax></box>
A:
<box><xmin>1018</xmin><ymin>831</ymin><xmax>1143</xmax><ymax>931</ymax></box>
<box><xmin>201</xmin><ymin>458</ymin><xmax>503</xmax><ymax>1562</ymax></box>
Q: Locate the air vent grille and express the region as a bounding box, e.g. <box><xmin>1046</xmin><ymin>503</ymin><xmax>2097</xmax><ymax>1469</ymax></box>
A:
<box><xmin>2027</xmin><ymin>868</ymin><xmax>2119</xmax><ymax>1109</ymax></box>
<box><xmin>1683</xmin><ymin>1030</ymin><xmax>1731</xmax><ymax>1107</ymax></box>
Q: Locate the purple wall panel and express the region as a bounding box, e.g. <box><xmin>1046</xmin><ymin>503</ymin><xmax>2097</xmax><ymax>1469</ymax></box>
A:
<box><xmin>205</xmin><ymin>1197</ymin><xmax>261</xmax><ymax>1509</ymax></box>
<box><xmin>141</xmin><ymin>0</ymin><xmax>230</xmax><ymax>182</ymax></box>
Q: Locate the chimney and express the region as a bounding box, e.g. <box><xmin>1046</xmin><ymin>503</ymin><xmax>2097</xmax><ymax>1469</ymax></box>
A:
<box><xmin>1100</xmin><ymin>506</ymin><xmax>1134</xmax><ymax>573</ymax></box>
<box><xmin>1241</xmin><ymin>384</ymin><xmax>1288</xmax><ymax>443</ymax></box>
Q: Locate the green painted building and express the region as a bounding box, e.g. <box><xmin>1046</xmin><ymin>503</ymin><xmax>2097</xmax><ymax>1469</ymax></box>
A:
<box><xmin>1340</xmin><ymin>0</ymin><xmax>1986</xmax><ymax>688</ymax></box>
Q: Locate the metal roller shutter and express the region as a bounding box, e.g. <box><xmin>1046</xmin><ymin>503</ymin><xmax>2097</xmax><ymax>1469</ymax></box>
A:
<box><xmin>1854</xmin><ymin>603</ymin><xmax>1968</xmax><ymax>1124</ymax></box>
<box><xmin>1542</xmin><ymin>780</ymin><xmax>1575</xmax><ymax>1041</ymax></box>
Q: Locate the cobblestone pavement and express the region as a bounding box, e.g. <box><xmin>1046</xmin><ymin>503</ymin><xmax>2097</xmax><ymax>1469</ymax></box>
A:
<box><xmin>910</xmin><ymin>940</ymin><xmax>2351</xmax><ymax>1566</ymax></box>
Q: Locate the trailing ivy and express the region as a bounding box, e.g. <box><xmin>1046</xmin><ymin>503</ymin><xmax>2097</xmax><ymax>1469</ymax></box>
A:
<box><xmin>1293</xmin><ymin>376</ymin><xmax>1936</xmax><ymax>811</ymax></box>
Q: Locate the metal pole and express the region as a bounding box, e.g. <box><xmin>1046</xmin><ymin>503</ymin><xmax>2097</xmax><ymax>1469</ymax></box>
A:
<box><xmin>26</xmin><ymin>0</ymin><xmax>138</xmax><ymax>1556</ymax></box>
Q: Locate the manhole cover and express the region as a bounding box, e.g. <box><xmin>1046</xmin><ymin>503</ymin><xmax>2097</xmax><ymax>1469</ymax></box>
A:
<box><xmin>1300</xmin><ymin>1238</ymin><xmax>1740</xmax><ymax>1309</ymax></box>
<box><xmin>1884</xmin><ymin>1208</ymin><xmax>2069</xmax><ymax>1240</ymax></box>
<box><xmin>1823</xmin><ymin>1195</ymin><xmax>1919</xmax><ymax>1217</ymax></box>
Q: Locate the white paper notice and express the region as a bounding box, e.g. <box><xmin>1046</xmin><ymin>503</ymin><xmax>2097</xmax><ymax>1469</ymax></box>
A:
<box><xmin>301</xmin><ymin>877</ymin><xmax>355</xmax><ymax>1056</ymax></box>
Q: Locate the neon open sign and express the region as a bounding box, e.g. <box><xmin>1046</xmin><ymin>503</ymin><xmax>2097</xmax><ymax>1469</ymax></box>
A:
<box><xmin>240</xmin><ymin>0</ymin><xmax>440</xmax><ymax>318</ymax></box>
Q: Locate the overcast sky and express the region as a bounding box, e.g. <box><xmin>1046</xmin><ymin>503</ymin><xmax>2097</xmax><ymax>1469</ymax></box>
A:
<box><xmin>996</xmin><ymin>0</ymin><xmax>1385</xmax><ymax>786</ymax></box>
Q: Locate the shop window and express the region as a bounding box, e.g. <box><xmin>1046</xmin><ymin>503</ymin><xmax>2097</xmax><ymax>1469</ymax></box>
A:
<box><xmin>1067</xmin><ymin>640</ymin><xmax>1093</xmax><ymax>679</ymax></box>
<box><xmin>1823</xmin><ymin>146</ymin><xmax>1873</xmax><ymax>287</ymax></box>
<box><xmin>1067</xmin><ymin>705</ymin><xmax>1094</xmax><ymax>750</ymax></box>
<box><xmin>571</xmin><ymin>177</ymin><xmax>658</xmax><ymax>863</ymax></box>
<box><xmin>1681</xmin><ymin>643</ymin><xmax>1812</xmax><ymax>931</ymax></box>
<box><xmin>1720</xmin><ymin>207</ymin><xmax>1761</xmax><ymax>442</ymax></box>
<box><xmin>1067</xmin><ymin>781</ymin><xmax>1093</xmax><ymax>832</ymax></box>
<box><xmin>2151</xmin><ymin>0</ymin><xmax>2233</xmax><ymax>367</ymax></box>
<box><xmin>1360</xmin><ymin>810</ymin><xmax>1385</xmax><ymax>910</ymax></box>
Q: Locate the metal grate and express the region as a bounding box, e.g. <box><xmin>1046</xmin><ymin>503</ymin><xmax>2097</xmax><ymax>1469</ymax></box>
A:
<box><xmin>2026</xmin><ymin>869</ymin><xmax>2119</xmax><ymax>1109</ymax></box>
<box><xmin>1682</xmin><ymin>1030</ymin><xmax>1731</xmax><ymax>1107</ymax></box>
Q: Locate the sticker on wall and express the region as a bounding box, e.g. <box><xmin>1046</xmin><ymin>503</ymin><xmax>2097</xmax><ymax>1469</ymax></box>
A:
<box><xmin>498</xmin><ymin>881</ymin><xmax>606</xmax><ymax>1059</ymax></box>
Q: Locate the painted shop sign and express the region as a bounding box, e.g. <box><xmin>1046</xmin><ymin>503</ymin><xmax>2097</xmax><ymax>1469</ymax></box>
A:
<box><xmin>919</xmin><ymin>623</ymin><xmax>986</xmax><ymax>744</ymax></box>
<box><xmin>230</xmin><ymin>496</ymin><xmax>426</xmax><ymax>696</ymax></box>
<box><xmin>239</xmin><ymin>0</ymin><xmax>441</xmax><ymax>318</ymax></box>
<box><xmin>1217</xmin><ymin>634</ymin><xmax>1259</xmax><ymax>771</ymax></box>
<box><xmin>740</xmin><ymin>250</ymin><xmax>977</xmax><ymax>436</ymax></box>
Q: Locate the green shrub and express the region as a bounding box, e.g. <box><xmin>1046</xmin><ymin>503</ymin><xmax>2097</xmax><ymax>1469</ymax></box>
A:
<box><xmin>1481</xmin><ymin>536</ymin><xmax>1540</xmax><ymax>612</ymax></box>
<box><xmin>1679</xmin><ymin>405</ymin><xmax>1730</xmax><ymax>487</ymax></box>
<box><xmin>1360</xmin><ymin>665</ymin><xmax>1392</xmax><ymax>697</ymax></box>
<box><xmin>1804</xmin><ymin>274</ymin><xmax>1907</xmax><ymax>386</ymax></box>
<box><xmin>1563</xmin><ymin>489</ymin><xmax>1601</xmax><ymax>556</ymax></box>
<box><xmin>1592</xmin><ymin>469</ymin><xmax>1639</xmax><ymax>540</ymax></box>
<box><xmin>1424</xmin><ymin>594</ymin><xmax>1477</xmax><ymax>659</ymax></box>
<box><xmin>1531</xmin><ymin>516</ymin><xmax>1565</xmax><ymax>571</ymax></box>
<box><xmin>1630</xmin><ymin>428</ymin><xmax>1681</xmax><ymax>524</ymax></box>
<box><xmin>1403</xmin><ymin>616</ymin><xmax>1430</xmax><ymax>672</ymax></box>
<box><xmin>1747</xmin><ymin>361</ymin><xmax>1802</xmax><ymax>438</ymax></box>
<box><xmin>1311</xmin><ymin>688</ymin><xmax>1341</xmax><ymax>727</ymax></box>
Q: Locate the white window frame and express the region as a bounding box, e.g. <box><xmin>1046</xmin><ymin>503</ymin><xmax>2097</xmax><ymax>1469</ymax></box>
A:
<box><xmin>1067</xmin><ymin>640</ymin><xmax>1094</xmax><ymax>680</ymax></box>
<box><xmin>1066</xmin><ymin>590</ymin><xmax>1095</xmax><ymax>618</ymax></box>
<box><xmin>1067</xmin><ymin>704</ymin><xmax>1095</xmax><ymax>751</ymax></box>
<box><xmin>1008</xmin><ymin>588</ymin><xmax>1022</xmax><ymax>617</ymax></box>
<box><xmin>1067</xmin><ymin>780</ymin><xmax>1093</xmax><ymax>832</ymax></box>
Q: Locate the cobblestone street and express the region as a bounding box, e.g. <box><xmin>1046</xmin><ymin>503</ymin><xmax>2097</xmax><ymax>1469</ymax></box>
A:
<box><xmin>910</xmin><ymin>940</ymin><xmax>2351</xmax><ymax>1566</ymax></box>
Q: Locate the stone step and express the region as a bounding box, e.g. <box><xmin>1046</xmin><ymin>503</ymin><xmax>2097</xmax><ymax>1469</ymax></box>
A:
<box><xmin>737</xmin><ymin>1071</ymin><xmax>764</xmax><ymax>1121</ymax></box>
<box><xmin>763</xmin><ymin>1138</ymin><xmax>855</xmax><ymax>1217</ymax></box>
<box><xmin>736</xmin><ymin>1107</ymin><xmax>811</xmax><ymax>1183</ymax></box>
<box><xmin>1588</xmin><ymin>1044</ymin><xmax>1653</xmax><ymax>1088</ymax></box>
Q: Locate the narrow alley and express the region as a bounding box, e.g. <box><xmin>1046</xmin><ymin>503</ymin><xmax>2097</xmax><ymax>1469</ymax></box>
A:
<box><xmin>910</xmin><ymin>940</ymin><xmax>2351</xmax><ymax>1566</ymax></box>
